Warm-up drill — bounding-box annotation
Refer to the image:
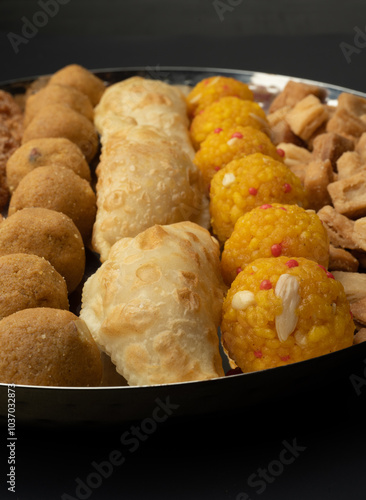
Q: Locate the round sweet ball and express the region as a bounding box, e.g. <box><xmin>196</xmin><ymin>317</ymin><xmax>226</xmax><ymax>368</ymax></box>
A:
<box><xmin>21</xmin><ymin>103</ymin><xmax>99</xmax><ymax>163</ymax></box>
<box><xmin>0</xmin><ymin>253</ymin><xmax>69</xmax><ymax>319</ymax></box>
<box><xmin>221</xmin><ymin>257</ymin><xmax>354</xmax><ymax>374</ymax></box>
<box><xmin>23</xmin><ymin>83</ymin><xmax>94</xmax><ymax>128</ymax></box>
<box><xmin>49</xmin><ymin>64</ymin><xmax>106</xmax><ymax>107</ymax></box>
<box><xmin>0</xmin><ymin>308</ymin><xmax>103</xmax><ymax>386</ymax></box>
<box><xmin>8</xmin><ymin>165</ymin><xmax>97</xmax><ymax>242</ymax></box>
<box><xmin>0</xmin><ymin>208</ymin><xmax>85</xmax><ymax>293</ymax></box>
<box><xmin>6</xmin><ymin>137</ymin><xmax>91</xmax><ymax>193</ymax></box>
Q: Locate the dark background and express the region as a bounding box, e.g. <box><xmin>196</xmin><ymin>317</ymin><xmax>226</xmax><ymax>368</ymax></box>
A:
<box><xmin>1</xmin><ymin>1</ymin><xmax>366</xmax><ymax>499</ymax></box>
<box><xmin>0</xmin><ymin>0</ymin><xmax>366</xmax><ymax>92</ymax></box>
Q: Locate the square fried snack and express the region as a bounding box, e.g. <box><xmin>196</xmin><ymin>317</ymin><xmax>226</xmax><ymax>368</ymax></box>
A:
<box><xmin>80</xmin><ymin>221</ymin><xmax>226</xmax><ymax>386</ymax></box>
<box><xmin>285</xmin><ymin>94</ymin><xmax>329</xmax><ymax>142</ymax></box>
<box><xmin>268</xmin><ymin>80</ymin><xmax>327</xmax><ymax>114</ymax></box>
<box><xmin>327</xmin><ymin>172</ymin><xmax>366</xmax><ymax>218</ymax></box>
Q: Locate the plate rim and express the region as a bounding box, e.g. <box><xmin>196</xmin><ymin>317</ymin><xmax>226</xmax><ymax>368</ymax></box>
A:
<box><xmin>0</xmin><ymin>340</ymin><xmax>365</xmax><ymax>392</ymax></box>
<box><xmin>2</xmin><ymin>65</ymin><xmax>366</xmax><ymax>100</ymax></box>
<box><xmin>0</xmin><ymin>65</ymin><xmax>365</xmax><ymax>418</ymax></box>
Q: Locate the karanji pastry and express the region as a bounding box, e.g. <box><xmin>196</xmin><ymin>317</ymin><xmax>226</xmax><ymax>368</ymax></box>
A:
<box><xmin>92</xmin><ymin>125</ymin><xmax>209</xmax><ymax>262</ymax></box>
<box><xmin>94</xmin><ymin>76</ymin><xmax>195</xmax><ymax>159</ymax></box>
<box><xmin>80</xmin><ymin>221</ymin><xmax>226</xmax><ymax>386</ymax></box>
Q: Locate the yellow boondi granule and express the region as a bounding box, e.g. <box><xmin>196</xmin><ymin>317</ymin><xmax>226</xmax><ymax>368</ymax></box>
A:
<box><xmin>221</xmin><ymin>204</ymin><xmax>329</xmax><ymax>285</ymax></box>
<box><xmin>210</xmin><ymin>153</ymin><xmax>308</xmax><ymax>244</ymax></box>
<box><xmin>186</xmin><ymin>76</ymin><xmax>254</xmax><ymax>118</ymax></box>
<box><xmin>221</xmin><ymin>256</ymin><xmax>355</xmax><ymax>373</ymax></box>
<box><xmin>194</xmin><ymin>125</ymin><xmax>284</xmax><ymax>188</ymax></box>
<box><xmin>189</xmin><ymin>96</ymin><xmax>268</xmax><ymax>150</ymax></box>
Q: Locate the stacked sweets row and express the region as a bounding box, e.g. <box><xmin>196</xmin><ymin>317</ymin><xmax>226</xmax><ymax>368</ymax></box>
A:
<box><xmin>186</xmin><ymin>75</ymin><xmax>357</xmax><ymax>373</ymax></box>
<box><xmin>0</xmin><ymin>65</ymin><xmax>107</xmax><ymax>386</ymax></box>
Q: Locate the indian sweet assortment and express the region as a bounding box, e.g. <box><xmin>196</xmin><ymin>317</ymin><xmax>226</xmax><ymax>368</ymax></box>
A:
<box><xmin>0</xmin><ymin>66</ymin><xmax>365</xmax><ymax>387</ymax></box>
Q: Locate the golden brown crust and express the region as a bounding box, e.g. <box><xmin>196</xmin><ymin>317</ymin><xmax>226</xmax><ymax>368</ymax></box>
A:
<box><xmin>336</xmin><ymin>151</ymin><xmax>365</xmax><ymax>179</ymax></box>
<box><xmin>285</xmin><ymin>94</ymin><xmax>329</xmax><ymax>142</ymax></box>
<box><xmin>269</xmin><ymin>80</ymin><xmax>327</xmax><ymax>114</ymax></box>
<box><xmin>355</xmin><ymin>132</ymin><xmax>366</xmax><ymax>162</ymax></box>
<box><xmin>277</xmin><ymin>142</ymin><xmax>313</xmax><ymax>168</ymax></box>
<box><xmin>328</xmin><ymin>244</ymin><xmax>359</xmax><ymax>272</ymax></box>
<box><xmin>94</xmin><ymin>76</ymin><xmax>195</xmax><ymax>159</ymax></box>
<box><xmin>303</xmin><ymin>159</ymin><xmax>333</xmax><ymax>211</ymax></box>
<box><xmin>92</xmin><ymin>126</ymin><xmax>209</xmax><ymax>262</ymax></box>
<box><xmin>0</xmin><ymin>253</ymin><xmax>69</xmax><ymax>319</ymax></box>
<box><xmin>312</xmin><ymin>132</ymin><xmax>354</xmax><ymax>169</ymax></box>
<box><xmin>0</xmin><ymin>308</ymin><xmax>102</xmax><ymax>386</ymax></box>
<box><xmin>81</xmin><ymin>221</ymin><xmax>226</xmax><ymax>386</ymax></box>
<box><xmin>327</xmin><ymin>172</ymin><xmax>366</xmax><ymax>219</ymax></box>
<box><xmin>327</xmin><ymin>107</ymin><xmax>366</xmax><ymax>143</ymax></box>
<box><xmin>317</xmin><ymin>205</ymin><xmax>358</xmax><ymax>249</ymax></box>
<box><xmin>0</xmin><ymin>207</ymin><xmax>85</xmax><ymax>293</ymax></box>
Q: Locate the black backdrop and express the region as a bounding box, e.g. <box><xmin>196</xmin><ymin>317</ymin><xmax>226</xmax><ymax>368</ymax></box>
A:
<box><xmin>1</xmin><ymin>1</ymin><xmax>366</xmax><ymax>499</ymax></box>
<box><xmin>1</xmin><ymin>0</ymin><xmax>366</xmax><ymax>91</ymax></box>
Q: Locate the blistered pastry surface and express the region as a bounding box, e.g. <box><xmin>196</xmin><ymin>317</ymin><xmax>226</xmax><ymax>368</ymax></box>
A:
<box><xmin>94</xmin><ymin>76</ymin><xmax>195</xmax><ymax>159</ymax></box>
<box><xmin>81</xmin><ymin>221</ymin><xmax>226</xmax><ymax>386</ymax></box>
<box><xmin>92</xmin><ymin>126</ymin><xmax>209</xmax><ymax>262</ymax></box>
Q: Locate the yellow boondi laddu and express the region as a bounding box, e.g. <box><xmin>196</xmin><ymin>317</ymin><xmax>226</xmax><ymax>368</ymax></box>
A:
<box><xmin>210</xmin><ymin>153</ymin><xmax>308</xmax><ymax>244</ymax></box>
<box><xmin>189</xmin><ymin>96</ymin><xmax>268</xmax><ymax>150</ymax></box>
<box><xmin>221</xmin><ymin>256</ymin><xmax>355</xmax><ymax>373</ymax></box>
<box><xmin>194</xmin><ymin>125</ymin><xmax>284</xmax><ymax>188</ymax></box>
<box><xmin>221</xmin><ymin>204</ymin><xmax>329</xmax><ymax>285</ymax></box>
<box><xmin>186</xmin><ymin>75</ymin><xmax>254</xmax><ymax>118</ymax></box>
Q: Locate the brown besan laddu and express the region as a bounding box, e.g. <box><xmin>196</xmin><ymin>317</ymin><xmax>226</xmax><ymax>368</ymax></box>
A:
<box><xmin>23</xmin><ymin>83</ymin><xmax>94</xmax><ymax>127</ymax></box>
<box><xmin>6</xmin><ymin>137</ymin><xmax>91</xmax><ymax>193</ymax></box>
<box><xmin>48</xmin><ymin>64</ymin><xmax>106</xmax><ymax>107</ymax></box>
<box><xmin>8</xmin><ymin>165</ymin><xmax>96</xmax><ymax>243</ymax></box>
<box><xmin>0</xmin><ymin>207</ymin><xmax>85</xmax><ymax>293</ymax></box>
<box><xmin>0</xmin><ymin>308</ymin><xmax>102</xmax><ymax>387</ymax></box>
<box><xmin>21</xmin><ymin>103</ymin><xmax>99</xmax><ymax>163</ymax></box>
<box><xmin>0</xmin><ymin>253</ymin><xmax>69</xmax><ymax>319</ymax></box>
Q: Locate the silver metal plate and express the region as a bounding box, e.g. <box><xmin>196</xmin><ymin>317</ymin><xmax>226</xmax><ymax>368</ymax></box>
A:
<box><xmin>1</xmin><ymin>66</ymin><xmax>366</xmax><ymax>427</ymax></box>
